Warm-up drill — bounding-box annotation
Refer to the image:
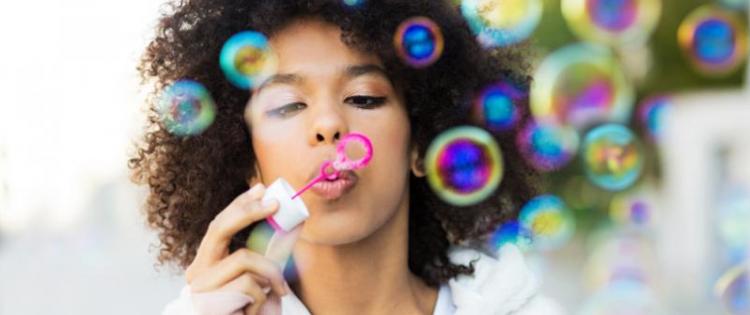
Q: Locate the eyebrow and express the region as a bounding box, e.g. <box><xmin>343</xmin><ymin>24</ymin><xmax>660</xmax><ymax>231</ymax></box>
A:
<box><xmin>344</xmin><ymin>64</ymin><xmax>389</xmax><ymax>81</ymax></box>
<box><xmin>254</xmin><ymin>63</ymin><xmax>391</xmax><ymax>92</ymax></box>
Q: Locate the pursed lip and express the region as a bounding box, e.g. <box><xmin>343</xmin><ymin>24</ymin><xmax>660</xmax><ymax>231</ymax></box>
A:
<box><xmin>309</xmin><ymin>171</ymin><xmax>358</xmax><ymax>200</ymax></box>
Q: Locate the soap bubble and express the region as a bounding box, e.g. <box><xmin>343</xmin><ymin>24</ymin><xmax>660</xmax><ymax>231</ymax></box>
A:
<box><xmin>519</xmin><ymin>195</ymin><xmax>575</xmax><ymax>251</ymax></box>
<box><xmin>158</xmin><ymin>80</ymin><xmax>216</xmax><ymax>136</ymax></box>
<box><xmin>246</xmin><ymin>221</ymin><xmax>275</xmax><ymax>253</ymax></box>
<box><xmin>517</xmin><ymin>121</ymin><xmax>580</xmax><ymax>172</ymax></box>
<box><xmin>562</xmin><ymin>0</ymin><xmax>661</xmax><ymax>46</ymax></box>
<box><xmin>425</xmin><ymin>126</ymin><xmax>503</xmax><ymax>206</ymax></box>
<box><xmin>531</xmin><ymin>44</ymin><xmax>634</xmax><ymax>129</ymax></box>
<box><xmin>637</xmin><ymin>95</ymin><xmax>671</xmax><ymax>142</ymax></box>
<box><xmin>581</xmin><ymin>124</ymin><xmax>644</xmax><ymax>191</ymax></box>
<box><xmin>220</xmin><ymin>30</ymin><xmax>278</xmax><ymax>89</ymax></box>
<box><xmin>471</xmin><ymin>80</ymin><xmax>526</xmax><ymax>132</ymax></box>
<box><xmin>460</xmin><ymin>0</ymin><xmax>543</xmax><ymax>47</ymax></box>
<box><xmin>610</xmin><ymin>186</ymin><xmax>658</xmax><ymax>229</ymax></box>
<box><xmin>342</xmin><ymin>0</ymin><xmax>365</xmax><ymax>7</ymax></box>
<box><xmin>394</xmin><ymin>17</ymin><xmax>444</xmax><ymax>68</ymax></box>
<box><xmin>715</xmin><ymin>264</ymin><xmax>750</xmax><ymax>315</ymax></box>
<box><xmin>489</xmin><ymin>220</ymin><xmax>534</xmax><ymax>252</ymax></box>
<box><xmin>584</xmin><ymin>231</ymin><xmax>659</xmax><ymax>291</ymax></box>
<box><xmin>678</xmin><ymin>5</ymin><xmax>748</xmax><ymax>76</ymax></box>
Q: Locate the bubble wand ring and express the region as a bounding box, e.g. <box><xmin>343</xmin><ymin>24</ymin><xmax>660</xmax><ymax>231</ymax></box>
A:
<box><xmin>332</xmin><ymin>132</ymin><xmax>373</xmax><ymax>170</ymax></box>
<box><xmin>291</xmin><ymin>132</ymin><xmax>374</xmax><ymax>199</ymax></box>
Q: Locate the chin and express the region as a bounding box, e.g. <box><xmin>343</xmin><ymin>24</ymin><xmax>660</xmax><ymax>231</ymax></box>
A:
<box><xmin>298</xmin><ymin>210</ymin><xmax>384</xmax><ymax>246</ymax></box>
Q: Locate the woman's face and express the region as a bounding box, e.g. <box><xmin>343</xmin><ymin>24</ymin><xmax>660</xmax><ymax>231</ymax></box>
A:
<box><xmin>245</xmin><ymin>18</ymin><xmax>416</xmax><ymax>245</ymax></box>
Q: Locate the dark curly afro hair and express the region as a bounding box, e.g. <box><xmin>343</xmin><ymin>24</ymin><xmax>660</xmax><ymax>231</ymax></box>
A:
<box><xmin>130</xmin><ymin>0</ymin><xmax>539</xmax><ymax>287</ymax></box>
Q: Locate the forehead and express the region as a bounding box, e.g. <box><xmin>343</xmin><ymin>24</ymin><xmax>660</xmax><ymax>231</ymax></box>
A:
<box><xmin>267</xmin><ymin>18</ymin><xmax>384</xmax><ymax>76</ymax></box>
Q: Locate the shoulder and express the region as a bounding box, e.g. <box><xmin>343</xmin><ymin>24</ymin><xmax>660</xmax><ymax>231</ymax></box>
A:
<box><xmin>445</xmin><ymin>244</ymin><xmax>566</xmax><ymax>315</ymax></box>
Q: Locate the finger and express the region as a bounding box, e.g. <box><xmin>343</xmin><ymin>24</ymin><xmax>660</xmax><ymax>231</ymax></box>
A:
<box><xmin>245</xmin><ymin>291</ymin><xmax>282</xmax><ymax>315</ymax></box>
<box><xmin>241</xmin><ymin>280</ymin><xmax>268</xmax><ymax>315</ymax></box>
<box><xmin>190</xmin><ymin>249</ymin><xmax>287</xmax><ymax>296</ymax></box>
<box><xmin>194</xmin><ymin>184</ymin><xmax>280</xmax><ymax>266</ymax></box>
<box><xmin>221</xmin><ymin>273</ymin><xmax>265</xmax><ymax>305</ymax></box>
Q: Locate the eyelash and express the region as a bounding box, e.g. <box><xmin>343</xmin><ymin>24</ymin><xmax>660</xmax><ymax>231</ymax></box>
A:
<box><xmin>268</xmin><ymin>96</ymin><xmax>387</xmax><ymax>117</ymax></box>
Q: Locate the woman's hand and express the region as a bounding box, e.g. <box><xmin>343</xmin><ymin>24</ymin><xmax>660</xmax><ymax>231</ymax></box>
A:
<box><xmin>185</xmin><ymin>183</ymin><xmax>289</xmax><ymax>315</ymax></box>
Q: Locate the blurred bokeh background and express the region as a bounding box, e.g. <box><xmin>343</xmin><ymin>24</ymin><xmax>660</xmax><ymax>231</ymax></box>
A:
<box><xmin>0</xmin><ymin>0</ymin><xmax>748</xmax><ymax>314</ymax></box>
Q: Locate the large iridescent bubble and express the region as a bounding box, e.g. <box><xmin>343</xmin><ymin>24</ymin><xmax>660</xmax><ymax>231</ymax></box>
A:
<box><xmin>460</xmin><ymin>0</ymin><xmax>543</xmax><ymax>47</ymax></box>
<box><xmin>678</xmin><ymin>5</ymin><xmax>748</xmax><ymax>76</ymax></box>
<box><xmin>425</xmin><ymin>126</ymin><xmax>503</xmax><ymax>206</ymax></box>
<box><xmin>581</xmin><ymin>124</ymin><xmax>644</xmax><ymax>191</ymax></box>
<box><xmin>158</xmin><ymin>80</ymin><xmax>216</xmax><ymax>137</ymax></box>
<box><xmin>715</xmin><ymin>264</ymin><xmax>750</xmax><ymax>315</ymax></box>
<box><xmin>531</xmin><ymin>44</ymin><xmax>634</xmax><ymax>129</ymax></box>
<box><xmin>220</xmin><ymin>31</ymin><xmax>278</xmax><ymax>89</ymax></box>
<box><xmin>562</xmin><ymin>0</ymin><xmax>661</xmax><ymax>46</ymax></box>
<box><xmin>471</xmin><ymin>80</ymin><xmax>526</xmax><ymax>132</ymax></box>
<box><xmin>517</xmin><ymin>121</ymin><xmax>580</xmax><ymax>172</ymax></box>
<box><xmin>394</xmin><ymin>17</ymin><xmax>444</xmax><ymax>68</ymax></box>
<box><xmin>519</xmin><ymin>195</ymin><xmax>575</xmax><ymax>251</ymax></box>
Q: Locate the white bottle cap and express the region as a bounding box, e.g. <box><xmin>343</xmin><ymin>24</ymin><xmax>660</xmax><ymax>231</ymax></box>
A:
<box><xmin>263</xmin><ymin>178</ymin><xmax>309</xmax><ymax>232</ymax></box>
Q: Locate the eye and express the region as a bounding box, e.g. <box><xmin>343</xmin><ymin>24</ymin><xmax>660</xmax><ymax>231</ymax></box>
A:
<box><xmin>345</xmin><ymin>95</ymin><xmax>387</xmax><ymax>109</ymax></box>
<box><xmin>268</xmin><ymin>102</ymin><xmax>306</xmax><ymax>117</ymax></box>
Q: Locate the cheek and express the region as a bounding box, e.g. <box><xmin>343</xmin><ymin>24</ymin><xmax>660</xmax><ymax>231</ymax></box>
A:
<box><xmin>362</xmin><ymin>114</ymin><xmax>412</xmax><ymax>193</ymax></box>
<box><xmin>250</xmin><ymin>125</ymin><xmax>305</xmax><ymax>182</ymax></box>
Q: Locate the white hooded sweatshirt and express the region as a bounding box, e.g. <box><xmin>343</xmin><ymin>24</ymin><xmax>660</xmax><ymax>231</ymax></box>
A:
<box><xmin>162</xmin><ymin>244</ymin><xmax>565</xmax><ymax>315</ymax></box>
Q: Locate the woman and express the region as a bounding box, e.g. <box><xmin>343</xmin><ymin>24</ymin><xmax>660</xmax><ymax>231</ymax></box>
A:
<box><xmin>130</xmin><ymin>0</ymin><xmax>563</xmax><ymax>314</ymax></box>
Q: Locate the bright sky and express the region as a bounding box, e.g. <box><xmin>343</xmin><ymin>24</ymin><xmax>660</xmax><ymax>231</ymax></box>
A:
<box><xmin>0</xmin><ymin>0</ymin><xmax>165</xmax><ymax>233</ymax></box>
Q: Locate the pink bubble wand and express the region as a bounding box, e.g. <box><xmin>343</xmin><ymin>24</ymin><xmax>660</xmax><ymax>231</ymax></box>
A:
<box><xmin>291</xmin><ymin>132</ymin><xmax>374</xmax><ymax>199</ymax></box>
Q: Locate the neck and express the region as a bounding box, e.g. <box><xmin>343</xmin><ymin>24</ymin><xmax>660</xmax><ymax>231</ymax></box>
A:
<box><xmin>290</xmin><ymin>200</ymin><xmax>437</xmax><ymax>315</ymax></box>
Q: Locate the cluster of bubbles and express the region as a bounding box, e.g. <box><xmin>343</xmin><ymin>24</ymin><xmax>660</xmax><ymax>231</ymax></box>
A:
<box><xmin>425</xmin><ymin>126</ymin><xmax>504</xmax><ymax>206</ymax></box>
<box><xmin>460</xmin><ymin>0</ymin><xmax>543</xmax><ymax>47</ymax></box>
<box><xmin>678</xmin><ymin>4</ymin><xmax>748</xmax><ymax>76</ymax></box>
<box><xmin>530</xmin><ymin>43</ymin><xmax>634</xmax><ymax>129</ymax></box>
<box><xmin>158</xmin><ymin>80</ymin><xmax>217</xmax><ymax>137</ymax></box>
<box><xmin>517</xmin><ymin>121</ymin><xmax>580</xmax><ymax>172</ymax></box>
<box><xmin>715</xmin><ymin>263</ymin><xmax>750</xmax><ymax>314</ymax></box>
<box><xmin>637</xmin><ymin>94</ymin><xmax>671</xmax><ymax>143</ymax></box>
<box><xmin>518</xmin><ymin>195</ymin><xmax>575</xmax><ymax>251</ymax></box>
<box><xmin>394</xmin><ymin>17</ymin><xmax>445</xmax><ymax>68</ymax></box>
<box><xmin>562</xmin><ymin>0</ymin><xmax>661</xmax><ymax>47</ymax></box>
<box><xmin>471</xmin><ymin>80</ymin><xmax>525</xmax><ymax>132</ymax></box>
<box><xmin>220</xmin><ymin>30</ymin><xmax>278</xmax><ymax>89</ymax></box>
<box><xmin>581</xmin><ymin>123</ymin><xmax>644</xmax><ymax>191</ymax></box>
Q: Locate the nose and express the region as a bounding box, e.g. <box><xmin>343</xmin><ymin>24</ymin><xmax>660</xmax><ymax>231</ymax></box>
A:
<box><xmin>309</xmin><ymin>103</ymin><xmax>348</xmax><ymax>146</ymax></box>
